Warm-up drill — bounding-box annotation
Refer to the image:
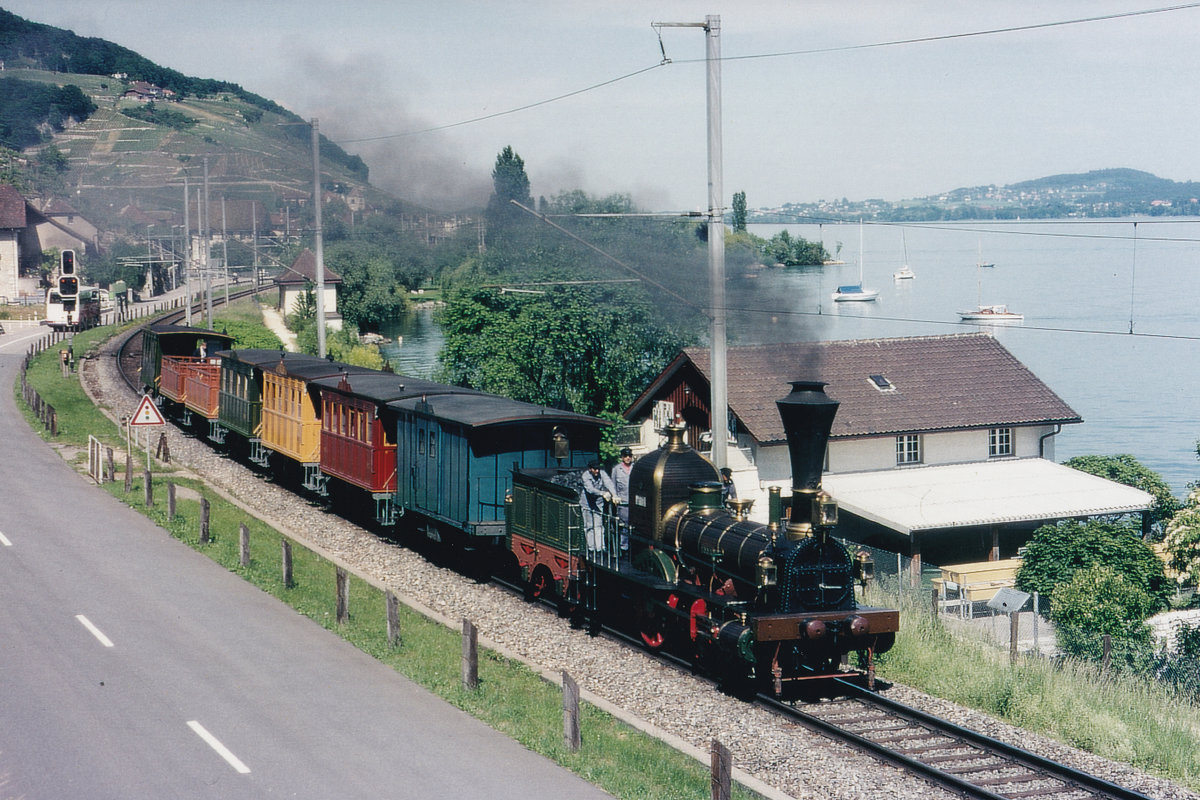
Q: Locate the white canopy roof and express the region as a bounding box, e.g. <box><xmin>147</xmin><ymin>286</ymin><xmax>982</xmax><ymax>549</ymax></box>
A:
<box><xmin>822</xmin><ymin>458</ymin><xmax>1152</xmax><ymax>535</ymax></box>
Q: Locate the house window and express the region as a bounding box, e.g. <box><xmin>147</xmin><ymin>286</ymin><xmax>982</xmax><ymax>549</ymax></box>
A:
<box><xmin>989</xmin><ymin>427</ymin><xmax>1013</xmax><ymax>457</ymax></box>
<box><xmin>896</xmin><ymin>434</ymin><xmax>922</xmax><ymax>465</ymax></box>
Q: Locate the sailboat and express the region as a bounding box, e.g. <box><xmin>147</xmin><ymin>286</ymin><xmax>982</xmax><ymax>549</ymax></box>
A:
<box><xmin>893</xmin><ymin>231</ymin><xmax>915</xmax><ymax>280</ymax></box>
<box><xmin>958</xmin><ymin>258</ymin><xmax>1022</xmax><ymax>322</ymax></box>
<box><xmin>832</xmin><ymin>221</ymin><xmax>879</xmax><ymax>302</ymax></box>
<box><xmin>975</xmin><ymin>240</ymin><xmax>995</xmax><ymax>268</ymax></box>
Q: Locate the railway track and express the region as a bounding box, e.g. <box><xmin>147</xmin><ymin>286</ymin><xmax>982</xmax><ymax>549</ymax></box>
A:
<box><xmin>768</xmin><ymin>684</ymin><xmax>1154</xmax><ymax>800</ymax></box>
<box><xmin>108</xmin><ymin>304</ymin><xmax>1163</xmax><ymax>800</ymax></box>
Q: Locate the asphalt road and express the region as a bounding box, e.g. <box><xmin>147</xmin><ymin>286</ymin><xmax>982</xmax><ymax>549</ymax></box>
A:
<box><xmin>0</xmin><ymin>329</ymin><xmax>612</xmax><ymax>799</ymax></box>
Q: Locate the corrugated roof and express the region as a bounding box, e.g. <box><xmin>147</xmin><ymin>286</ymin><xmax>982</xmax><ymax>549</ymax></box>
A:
<box><xmin>823</xmin><ymin>458</ymin><xmax>1152</xmax><ymax>534</ymax></box>
<box><xmin>676</xmin><ymin>333</ymin><xmax>1081</xmax><ymax>443</ymax></box>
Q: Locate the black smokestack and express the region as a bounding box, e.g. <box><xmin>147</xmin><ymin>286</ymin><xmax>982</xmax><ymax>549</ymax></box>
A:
<box><xmin>775</xmin><ymin>381</ymin><xmax>839</xmax><ymax>531</ymax></box>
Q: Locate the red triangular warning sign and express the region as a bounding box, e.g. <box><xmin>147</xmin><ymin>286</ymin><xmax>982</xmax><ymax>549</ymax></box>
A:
<box><xmin>130</xmin><ymin>395</ymin><xmax>166</xmax><ymax>426</ymax></box>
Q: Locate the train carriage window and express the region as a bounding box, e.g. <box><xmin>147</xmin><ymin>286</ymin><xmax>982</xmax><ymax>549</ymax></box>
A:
<box><xmin>428</xmin><ymin>430</ymin><xmax>437</xmax><ymax>458</ymax></box>
<box><xmin>418</xmin><ymin>429</ymin><xmax>425</xmax><ymax>455</ymax></box>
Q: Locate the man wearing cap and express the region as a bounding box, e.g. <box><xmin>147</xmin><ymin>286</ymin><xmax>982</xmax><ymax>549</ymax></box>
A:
<box><xmin>579</xmin><ymin>459</ymin><xmax>617</xmax><ymax>554</ymax></box>
<box><xmin>610</xmin><ymin>448</ymin><xmax>635</xmax><ymax>551</ymax></box>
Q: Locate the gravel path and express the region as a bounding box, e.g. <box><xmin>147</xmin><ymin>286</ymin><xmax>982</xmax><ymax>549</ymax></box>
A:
<box><xmin>77</xmin><ymin>333</ymin><xmax>1199</xmax><ymax>800</ymax></box>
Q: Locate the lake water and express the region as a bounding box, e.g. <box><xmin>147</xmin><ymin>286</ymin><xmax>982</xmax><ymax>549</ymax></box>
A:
<box><xmin>744</xmin><ymin>219</ymin><xmax>1199</xmax><ymax>497</ymax></box>
<box><xmin>372</xmin><ymin>219</ymin><xmax>1199</xmax><ymax>497</ymax></box>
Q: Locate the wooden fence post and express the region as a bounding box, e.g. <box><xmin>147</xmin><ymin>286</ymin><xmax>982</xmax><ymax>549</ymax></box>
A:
<box><xmin>167</xmin><ymin>482</ymin><xmax>176</xmax><ymax>521</ymax></box>
<box><xmin>239</xmin><ymin>523</ymin><xmax>250</xmax><ymax>567</ymax></box>
<box><xmin>1009</xmin><ymin>612</ymin><xmax>1020</xmax><ymax>664</ymax></box>
<box><xmin>711</xmin><ymin>739</ymin><xmax>732</xmax><ymax>800</ymax></box>
<box><xmin>461</xmin><ymin>618</ymin><xmax>478</xmax><ymax>691</ymax></box>
<box><xmin>143</xmin><ymin>468</ymin><xmax>153</xmax><ymax>507</ymax></box>
<box><xmin>386</xmin><ymin>591</ymin><xmax>400</xmax><ymax>647</ymax></box>
<box><xmin>563</xmin><ymin>671</ymin><xmax>581</xmax><ymax>751</ymax></box>
<box><xmin>105</xmin><ymin>446</ymin><xmax>114</xmax><ymax>484</ymax></box>
<box><xmin>1102</xmin><ymin>634</ymin><xmax>1111</xmax><ymax>672</ymax></box>
<box><xmin>199</xmin><ymin>497</ymin><xmax>210</xmax><ymax>544</ymax></box>
<box><xmin>336</xmin><ymin>567</ymin><xmax>349</xmax><ymax>624</ymax></box>
<box><xmin>281</xmin><ymin>539</ymin><xmax>293</xmax><ymax>588</ymax></box>
<box><xmin>124</xmin><ymin>449</ymin><xmax>132</xmax><ymax>493</ymax></box>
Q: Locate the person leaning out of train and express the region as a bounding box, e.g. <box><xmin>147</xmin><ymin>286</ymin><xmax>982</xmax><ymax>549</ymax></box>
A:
<box><xmin>720</xmin><ymin>467</ymin><xmax>737</xmax><ymax>506</ymax></box>
<box><xmin>610</xmin><ymin>447</ymin><xmax>634</xmax><ymax>552</ymax></box>
<box><xmin>579</xmin><ymin>459</ymin><xmax>617</xmax><ymax>554</ymax></box>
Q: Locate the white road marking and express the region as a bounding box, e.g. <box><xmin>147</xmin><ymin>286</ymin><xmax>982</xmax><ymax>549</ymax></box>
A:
<box><xmin>187</xmin><ymin>720</ymin><xmax>251</xmax><ymax>774</ymax></box>
<box><xmin>75</xmin><ymin>615</ymin><xmax>114</xmax><ymax>647</ymax></box>
<box><xmin>0</xmin><ymin>531</ymin><xmax>10</xmax><ymax>546</ymax></box>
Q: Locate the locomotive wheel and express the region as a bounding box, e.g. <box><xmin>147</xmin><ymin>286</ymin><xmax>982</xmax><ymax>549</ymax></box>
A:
<box><xmin>638</xmin><ymin>592</ymin><xmax>679</xmax><ymax>651</ymax></box>
<box><xmin>524</xmin><ymin>565</ymin><xmax>554</xmax><ymax>601</ymax></box>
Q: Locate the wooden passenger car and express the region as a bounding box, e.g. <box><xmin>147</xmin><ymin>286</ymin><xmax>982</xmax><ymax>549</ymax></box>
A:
<box><xmin>312</xmin><ymin>373</ymin><xmax>473</xmax><ymax>516</ymax></box>
<box><xmin>390</xmin><ymin>393</ymin><xmax>604</xmax><ymax>551</ymax></box>
<box><xmin>182</xmin><ymin>357</ymin><xmax>223</xmax><ymax>418</ymax></box>
<box><xmin>140</xmin><ymin>324</ymin><xmax>234</xmax><ymax>398</ymax></box>
<box><xmin>260</xmin><ymin>359</ymin><xmax>373</xmax><ymax>467</ymax></box>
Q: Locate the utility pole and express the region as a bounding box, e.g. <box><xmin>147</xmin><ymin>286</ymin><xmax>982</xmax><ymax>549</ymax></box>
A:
<box><xmin>203</xmin><ymin>155</ymin><xmax>213</xmax><ymax>330</ymax></box>
<box><xmin>251</xmin><ymin>200</ymin><xmax>259</xmax><ymax>290</ymax></box>
<box><xmin>183</xmin><ymin>176</ymin><xmax>191</xmax><ymax>326</ymax></box>
<box><xmin>312</xmin><ymin>118</ymin><xmax>327</xmax><ymax>359</ymax></box>
<box><xmin>655</xmin><ymin>15</ymin><xmax>727</xmax><ymax>468</ymax></box>
<box><xmin>221</xmin><ymin>196</ymin><xmax>230</xmax><ymax>309</ymax></box>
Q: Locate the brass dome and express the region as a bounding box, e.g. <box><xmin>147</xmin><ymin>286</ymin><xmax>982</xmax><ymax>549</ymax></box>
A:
<box><xmin>628</xmin><ymin>423</ymin><xmax>720</xmax><ymax>542</ymax></box>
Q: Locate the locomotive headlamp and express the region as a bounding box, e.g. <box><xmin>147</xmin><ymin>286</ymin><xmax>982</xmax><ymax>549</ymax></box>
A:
<box><xmin>551</xmin><ymin>427</ymin><xmax>569</xmax><ymax>460</ymax></box>
<box><xmin>813</xmin><ymin>494</ymin><xmax>838</xmax><ymax>526</ymax></box>
<box><xmin>756</xmin><ymin>556</ymin><xmax>777</xmax><ymax>588</ymax></box>
<box><xmin>854</xmin><ymin>549</ymin><xmax>875</xmax><ymax>584</ymax></box>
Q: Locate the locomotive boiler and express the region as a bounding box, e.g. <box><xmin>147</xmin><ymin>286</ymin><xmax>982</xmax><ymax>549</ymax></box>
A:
<box><xmin>623</xmin><ymin>380</ymin><xmax>898</xmax><ymax>693</ymax></box>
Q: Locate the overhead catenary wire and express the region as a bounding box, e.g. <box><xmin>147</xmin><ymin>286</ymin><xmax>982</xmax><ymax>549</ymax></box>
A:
<box><xmin>331</xmin><ymin>3</ymin><xmax>1200</xmax><ymax>146</ymax></box>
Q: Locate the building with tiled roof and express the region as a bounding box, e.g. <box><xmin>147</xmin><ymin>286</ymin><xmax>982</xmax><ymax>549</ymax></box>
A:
<box><xmin>275</xmin><ymin>248</ymin><xmax>342</xmax><ymax>331</ymax></box>
<box><xmin>624</xmin><ymin>333</ymin><xmax>1149</xmax><ymax>567</ymax></box>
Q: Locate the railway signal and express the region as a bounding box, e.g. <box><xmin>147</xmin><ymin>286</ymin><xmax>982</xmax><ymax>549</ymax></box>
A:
<box><xmin>58</xmin><ymin>249</ymin><xmax>78</xmax><ymax>303</ymax></box>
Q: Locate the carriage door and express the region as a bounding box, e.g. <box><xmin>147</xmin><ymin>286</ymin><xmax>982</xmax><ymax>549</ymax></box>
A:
<box><xmin>412</xmin><ymin>416</ymin><xmax>440</xmax><ymax>514</ymax></box>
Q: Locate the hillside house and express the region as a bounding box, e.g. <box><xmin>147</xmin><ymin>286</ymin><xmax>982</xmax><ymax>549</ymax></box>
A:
<box><xmin>624</xmin><ymin>333</ymin><xmax>1152</xmax><ymax>570</ymax></box>
<box><xmin>275</xmin><ymin>248</ymin><xmax>342</xmax><ymax>332</ymax></box>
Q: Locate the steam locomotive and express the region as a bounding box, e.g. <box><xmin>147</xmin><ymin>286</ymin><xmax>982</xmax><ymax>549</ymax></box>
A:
<box><xmin>140</xmin><ymin>325</ymin><xmax>898</xmax><ymax>695</ymax></box>
<box><xmin>509</xmin><ymin>381</ymin><xmax>898</xmax><ymax>694</ymax></box>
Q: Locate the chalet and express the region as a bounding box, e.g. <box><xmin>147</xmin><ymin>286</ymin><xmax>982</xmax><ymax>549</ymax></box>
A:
<box><xmin>624</xmin><ymin>333</ymin><xmax>1152</xmax><ymax>569</ymax></box>
<box><xmin>275</xmin><ymin>248</ymin><xmax>342</xmax><ymax>332</ymax></box>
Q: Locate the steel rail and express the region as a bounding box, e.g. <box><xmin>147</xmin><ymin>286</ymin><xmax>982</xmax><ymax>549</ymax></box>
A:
<box><xmin>758</xmin><ymin>680</ymin><xmax>1155</xmax><ymax>800</ymax></box>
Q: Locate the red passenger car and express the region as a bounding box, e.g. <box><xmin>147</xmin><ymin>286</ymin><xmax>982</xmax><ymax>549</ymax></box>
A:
<box><xmin>313</xmin><ymin>373</ymin><xmax>474</xmax><ymax>497</ymax></box>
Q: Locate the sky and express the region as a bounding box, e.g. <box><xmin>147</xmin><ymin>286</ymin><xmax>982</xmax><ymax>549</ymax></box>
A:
<box><xmin>6</xmin><ymin>1</ymin><xmax>1200</xmax><ymax>213</ymax></box>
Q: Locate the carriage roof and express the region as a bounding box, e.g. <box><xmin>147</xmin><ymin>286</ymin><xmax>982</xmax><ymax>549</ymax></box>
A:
<box><xmin>388</xmin><ymin>392</ymin><xmax>605</xmax><ymax>430</ymax></box>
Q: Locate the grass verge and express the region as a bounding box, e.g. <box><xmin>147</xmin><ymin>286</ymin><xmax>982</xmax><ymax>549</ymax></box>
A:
<box><xmin>875</xmin><ymin>598</ymin><xmax>1200</xmax><ymax>788</ymax></box>
<box><xmin>16</xmin><ymin>325</ymin><xmax>766</xmax><ymax>800</ymax></box>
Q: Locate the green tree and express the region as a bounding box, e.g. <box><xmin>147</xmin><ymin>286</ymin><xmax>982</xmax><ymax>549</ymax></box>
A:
<box><xmin>485</xmin><ymin>145</ymin><xmax>533</xmax><ymax>239</ymax></box>
<box><xmin>1164</xmin><ymin>487</ymin><xmax>1200</xmax><ymax>585</ymax></box>
<box><xmin>322</xmin><ymin>241</ymin><xmax>409</xmax><ymax>330</ymax></box>
<box><xmin>1064</xmin><ymin>454</ymin><xmax>1181</xmax><ymax>538</ymax></box>
<box><xmin>1050</xmin><ymin>564</ymin><xmax>1157</xmax><ymax>671</ymax></box>
<box><xmin>731</xmin><ymin>191</ymin><xmax>747</xmax><ymax>233</ymax></box>
<box><xmin>436</xmin><ymin>284</ymin><xmax>684</xmax><ymax>416</ymax></box>
<box><xmin>1015</xmin><ymin>518</ymin><xmax>1171</xmax><ymax>612</ymax></box>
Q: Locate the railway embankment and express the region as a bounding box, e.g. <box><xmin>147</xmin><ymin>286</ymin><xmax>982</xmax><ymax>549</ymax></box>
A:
<box><xmin>15</xmin><ymin>319</ymin><xmax>1197</xmax><ymax>800</ymax></box>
